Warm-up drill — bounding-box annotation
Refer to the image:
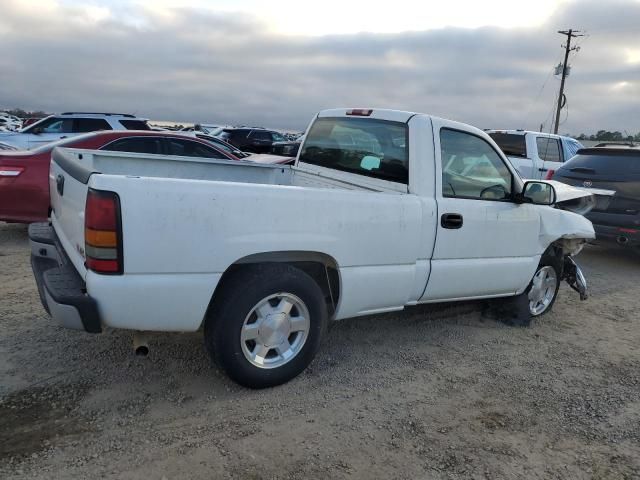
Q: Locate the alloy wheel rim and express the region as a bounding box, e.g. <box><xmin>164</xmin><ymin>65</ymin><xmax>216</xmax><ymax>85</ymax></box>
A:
<box><xmin>240</xmin><ymin>293</ymin><xmax>310</xmax><ymax>369</ymax></box>
<box><xmin>528</xmin><ymin>266</ymin><xmax>558</xmax><ymax>315</ymax></box>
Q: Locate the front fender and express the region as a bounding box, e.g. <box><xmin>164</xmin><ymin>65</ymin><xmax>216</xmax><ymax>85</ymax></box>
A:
<box><xmin>538</xmin><ymin>207</ymin><xmax>595</xmax><ymax>253</ymax></box>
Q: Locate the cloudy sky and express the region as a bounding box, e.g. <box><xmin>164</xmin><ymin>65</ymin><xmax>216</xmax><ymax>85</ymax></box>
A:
<box><xmin>1</xmin><ymin>0</ymin><xmax>638</xmax><ymax>134</ymax></box>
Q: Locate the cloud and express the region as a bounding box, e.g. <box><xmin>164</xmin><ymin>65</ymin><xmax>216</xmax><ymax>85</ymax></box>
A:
<box><xmin>0</xmin><ymin>0</ymin><xmax>638</xmax><ymax>133</ymax></box>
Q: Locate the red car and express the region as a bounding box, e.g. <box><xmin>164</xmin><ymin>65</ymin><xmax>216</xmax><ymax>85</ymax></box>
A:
<box><xmin>0</xmin><ymin>130</ymin><xmax>239</xmax><ymax>223</ymax></box>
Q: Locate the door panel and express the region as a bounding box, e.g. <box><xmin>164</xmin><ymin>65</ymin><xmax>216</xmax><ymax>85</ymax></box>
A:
<box><xmin>421</xmin><ymin>121</ymin><xmax>542</xmax><ymax>301</ymax></box>
<box><xmin>508</xmin><ymin>156</ymin><xmax>535</xmax><ymax>179</ymax></box>
<box><xmin>29</xmin><ymin>133</ymin><xmax>62</xmax><ymax>148</ymax></box>
<box><xmin>422</xmin><ymin>197</ymin><xmax>540</xmax><ymax>300</ymax></box>
<box><xmin>0</xmin><ymin>154</ymin><xmax>50</xmax><ymax>221</ymax></box>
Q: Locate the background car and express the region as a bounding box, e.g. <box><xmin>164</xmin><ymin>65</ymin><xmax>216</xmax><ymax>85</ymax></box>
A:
<box><xmin>0</xmin><ymin>112</ymin><xmax>23</xmax><ymax>132</ymax></box>
<box><xmin>219</xmin><ymin>128</ymin><xmax>286</xmax><ymax>153</ymax></box>
<box><xmin>0</xmin><ymin>112</ymin><xmax>150</xmax><ymax>149</ymax></box>
<box><xmin>182</xmin><ymin>123</ymin><xmax>231</xmax><ymax>137</ymax></box>
<box><xmin>487</xmin><ymin>129</ymin><xmax>584</xmax><ymax>179</ymax></box>
<box><xmin>552</xmin><ymin>145</ymin><xmax>640</xmax><ymax>249</ymax></box>
<box><xmin>191</xmin><ymin>133</ymin><xmax>250</xmax><ymax>158</ymax></box>
<box><xmin>0</xmin><ymin>141</ymin><xmax>18</xmax><ymax>151</ymax></box>
<box><xmin>0</xmin><ymin>130</ymin><xmax>238</xmax><ymax>223</ymax></box>
<box><xmin>271</xmin><ymin>135</ymin><xmax>304</xmax><ymax>157</ymax></box>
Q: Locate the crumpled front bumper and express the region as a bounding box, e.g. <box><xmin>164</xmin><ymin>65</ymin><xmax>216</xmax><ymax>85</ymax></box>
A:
<box><xmin>563</xmin><ymin>256</ymin><xmax>588</xmax><ymax>301</ymax></box>
<box><xmin>29</xmin><ymin>222</ymin><xmax>102</xmax><ymax>333</ymax></box>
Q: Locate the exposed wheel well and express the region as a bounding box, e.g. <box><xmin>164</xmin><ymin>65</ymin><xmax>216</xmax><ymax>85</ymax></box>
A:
<box><xmin>205</xmin><ymin>252</ymin><xmax>340</xmax><ymax>326</ymax></box>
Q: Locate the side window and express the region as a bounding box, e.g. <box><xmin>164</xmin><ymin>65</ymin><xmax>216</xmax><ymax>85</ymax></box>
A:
<box><xmin>38</xmin><ymin>118</ymin><xmax>74</xmax><ymax>133</ymax></box>
<box><xmin>564</xmin><ymin>139</ymin><xmax>582</xmax><ymax>159</ymax></box>
<box><xmin>203</xmin><ymin>137</ymin><xmax>235</xmax><ymax>155</ymax></box>
<box><xmin>536</xmin><ymin>137</ymin><xmax>563</xmax><ymax>163</ymax></box>
<box><xmin>167</xmin><ymin>138</ymin><xmax>226</xmax><ymax>159</ymax></box>
<box><xmin>119</xmin><ymin>120</ymin><xmax>150</xmax><ymax>130</ymax></box>
<box><xmin>100</xmin><ymin>137</ymin><xmax>163</xmax><ymax>154</ymax></box>
<box><xmin>271</xmin><ymin>132</ymin><xmax>285</xmax><ymax>142</ymax></box>
<box><xmin>250</xmin><ymin>131</ymin><xmax>271</xmax><ymax>141</ymax></box>
<box><xmin>75</xmin><ymin>118</ymin><xmax>112</xmax><ymax>133</ymax></box>
<box><xmin>440</xmin><ymin>129</ymin><xmax>513</xmax><ymax>200</ymax></box>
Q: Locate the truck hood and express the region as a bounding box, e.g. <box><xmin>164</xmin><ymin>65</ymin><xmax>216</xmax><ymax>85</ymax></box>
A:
<box><xmin>542</xmin><ymin>180</ymin><xmax>615</xmax><ymax>216</ymax></box>
<box><xmin>545</xmin><ymin>180</ymin><xmax>614</xmax><ymax>202</ymax></box>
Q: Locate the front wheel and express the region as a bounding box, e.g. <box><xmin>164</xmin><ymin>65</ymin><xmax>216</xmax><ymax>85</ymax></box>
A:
<box><xmin>526</xmin><ymin>255</ymin><xmax>561</xmax><ymax>316</ymax></box>
<box><xmin>204</xmin><ymin>264</ymin><xmax>328</xmax><ymax>388</ymax></box>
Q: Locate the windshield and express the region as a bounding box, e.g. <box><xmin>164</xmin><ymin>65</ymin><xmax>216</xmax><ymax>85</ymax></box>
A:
<box><xmin>299</xmin><ymin>117</ymin><xmax>408</xmax><ymax>184</ymax></box>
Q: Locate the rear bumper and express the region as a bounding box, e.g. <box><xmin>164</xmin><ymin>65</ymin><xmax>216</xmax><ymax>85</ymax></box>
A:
<box><xmin>592</xmin><ymin>223</ymin><xmax>640</xmax><ymax>248</ymax></box>
<box><xmin>29</xmin><ymin>222</ymin><xmax>102</xmax><ymax>333</ymax></box>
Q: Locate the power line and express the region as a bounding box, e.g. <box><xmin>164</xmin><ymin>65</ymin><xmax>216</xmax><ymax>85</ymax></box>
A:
<box><xmin>553</xmin><ymin>29</ymin><xmax>584</xmax><ymax>134</ymax></box>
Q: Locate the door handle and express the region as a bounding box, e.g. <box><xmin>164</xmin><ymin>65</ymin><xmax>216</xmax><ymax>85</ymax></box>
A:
<box><xmin>538</xmin><ymin>168</ymin><xmax>548</xmax><ymax>172</ymax></box>
<box><xmin>56</xmin><ymin>174</ymin><xmax>65</xmax><ymax>196</ymax></box>
<box><xmin>441</xmin><ymin>213</ymin><xmax>463</xmax><ymax>229</ymax></box>
<box><xmin>60</xmin><ymin>136</ymin><xmax>68</xmax><ymax>139</ymax></box>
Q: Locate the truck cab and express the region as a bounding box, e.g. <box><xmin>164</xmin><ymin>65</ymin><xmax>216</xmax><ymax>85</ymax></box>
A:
<box><xmin>487</xmin><ymin>130</ymin><xmax>583</xmax><ymax>180</ymax></box>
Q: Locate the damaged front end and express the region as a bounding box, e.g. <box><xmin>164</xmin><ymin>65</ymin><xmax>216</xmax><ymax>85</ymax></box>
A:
<box><xmin>536</xmin><ymin>182</ymin><xmax>606</xmax><ymax>303</ymax></box>
<box><xmin>562</xmin><ymin>256</ymin><xmax>588</xmax><ymax>300</ymax></box>
<box><xmin>552</xmin><ymin>237</ymin><xmax>589</xmax><ymax>300</ymax></box>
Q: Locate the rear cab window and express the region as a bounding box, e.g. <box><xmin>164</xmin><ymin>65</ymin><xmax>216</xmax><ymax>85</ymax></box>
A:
<box><xmin>299</xmin><ymin>117</ymin><xmax>408</xmax><ymax>184</ymax></box>
<box><xmin>488</xmin><ymin>133</ymin><xmax>527</xmax><ymax>158</ymax></box>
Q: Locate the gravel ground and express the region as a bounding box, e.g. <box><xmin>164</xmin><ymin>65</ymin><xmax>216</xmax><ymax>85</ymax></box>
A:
<box><xmin>0</xmin><ymin>221</ymin><xmax>639</xmax><ymax>479</ymax></box>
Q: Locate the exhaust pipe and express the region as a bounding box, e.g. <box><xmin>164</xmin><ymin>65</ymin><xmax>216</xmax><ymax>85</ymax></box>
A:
<box><xmin>133</xmin><ymin>332</ymin><xmax>149</xmax><ymax>356</ymax></box>
<box><xmin>617</xmin><ymin>235</ymin><xmax>629</xmax><ymax>245</ymax></box>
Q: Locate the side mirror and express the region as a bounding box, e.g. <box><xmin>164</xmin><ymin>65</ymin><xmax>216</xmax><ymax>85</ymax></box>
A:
<box><xmin>520</xmin><ymin>181</ymin><xmax>556</xmax><ymax>205</ymax></box>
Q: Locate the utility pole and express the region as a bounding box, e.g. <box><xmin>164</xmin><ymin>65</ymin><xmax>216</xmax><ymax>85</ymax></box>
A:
<box><xmin>553</xmin><ymin>29</ymin><xmax>583</xmax><ymax>134</ymax></box>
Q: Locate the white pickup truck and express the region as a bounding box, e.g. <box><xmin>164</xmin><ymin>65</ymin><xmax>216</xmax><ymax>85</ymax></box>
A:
<box><xmin>30</xmin><ymin>108</ymin><xmax>596</xmax><ymax>388</ymax></box>
<box><xmin>487</xmin><ymin>130</ymin><xmax>584</xmax><ymax>180</ymax></box>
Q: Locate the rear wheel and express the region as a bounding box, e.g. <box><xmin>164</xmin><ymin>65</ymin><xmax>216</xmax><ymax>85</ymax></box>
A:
<box><xmin>204</xmin><ymin>264</ymin><xmax>328</xmax><ymax>388</ymax></box>
<box><xmin>526</xmin><ymin>255</ymin><xmax>561</xmax><ymax>316</ymax></box>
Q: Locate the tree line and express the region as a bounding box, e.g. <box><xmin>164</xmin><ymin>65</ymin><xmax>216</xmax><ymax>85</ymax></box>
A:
<box><xmin>575</xmin><ymin>130</ymin><xmax>640</xmax><ymax>142</ymax></box>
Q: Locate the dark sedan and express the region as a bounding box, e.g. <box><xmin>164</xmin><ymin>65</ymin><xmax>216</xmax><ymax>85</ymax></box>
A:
<box><xmin>219</xmin><ymin>128</ymin><xmax>286</xmax><ymax>154</ymax></box>
<box><xmin>552</xmin><ymin>145</ymin><xmax>640</xmax><ymax>248</ymax></box>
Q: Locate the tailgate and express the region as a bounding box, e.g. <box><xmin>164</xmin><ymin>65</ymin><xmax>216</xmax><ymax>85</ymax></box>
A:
<box><xmin>49</xmin><ymin>147</ymin><xmax>99</xmax><ymax>279</ymax></box>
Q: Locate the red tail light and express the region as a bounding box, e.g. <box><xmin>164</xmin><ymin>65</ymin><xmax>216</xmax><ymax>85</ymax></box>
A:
<box><xmin>545</xmin><ymin>169</ymin><xmax>555</xmax><ymax>180</ymax></box>
<box><xmin>85</xmin><ymin>189</ymin><xmax>123</xmax><ymax>274</ymax></box>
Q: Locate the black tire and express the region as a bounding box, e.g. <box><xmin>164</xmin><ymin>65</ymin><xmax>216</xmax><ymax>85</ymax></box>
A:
<box><xmin>526</xmin><ymin>253</ymin><xmax>562</xmax><ymax>317</ymax></box>
<box><xmin>204</xmin><ymin>264</ymin><xmax>328</xmax><ymax>388</ymax></box>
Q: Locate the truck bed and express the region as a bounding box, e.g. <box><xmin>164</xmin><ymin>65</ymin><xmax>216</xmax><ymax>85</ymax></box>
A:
<box><xmin>53</xmin><ymin>148</ymin><xmax>405</xmax><ymax>193</ymax></box>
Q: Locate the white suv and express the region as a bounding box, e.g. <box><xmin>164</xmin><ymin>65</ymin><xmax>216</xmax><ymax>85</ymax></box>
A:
<box><xmin>0</xmin><ymin>112</ymin><xmax>150</xmax><ymax>149</ymax></box>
